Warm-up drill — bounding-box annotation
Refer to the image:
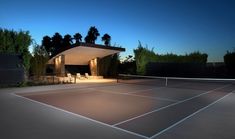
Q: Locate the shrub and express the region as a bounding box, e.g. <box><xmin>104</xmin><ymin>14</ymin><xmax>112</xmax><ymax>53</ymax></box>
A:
<box><xmin>133</xmin><ymin>41</ymin><xmax>208</xmax><ymax>75</ymax></box>
<box><xmin>224</xmin><ymin>50</ymin><xmax>235</xmax><ymax>76</ymax></box>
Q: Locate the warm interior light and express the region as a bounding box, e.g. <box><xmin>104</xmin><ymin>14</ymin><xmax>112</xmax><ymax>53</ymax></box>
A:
<box><xmin>58</xmin><ymin>55</ymin><xmax>61</xmax><ymax>63</ymax></box>
<box><xmin>94</xmin><ymin>58</ymin><xmax>97</xmax><ymax>65</ymax></box>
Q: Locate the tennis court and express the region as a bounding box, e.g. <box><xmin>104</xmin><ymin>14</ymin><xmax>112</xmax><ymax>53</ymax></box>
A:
<box><xmin>8</xmin><ymin>75</ymin><xmax>234</xmax><ymax>139</ymax></box>
<box><xmin>10</xmin><ymin>76</ymin><xmax>235</xmax><ymax>138</ymax></box>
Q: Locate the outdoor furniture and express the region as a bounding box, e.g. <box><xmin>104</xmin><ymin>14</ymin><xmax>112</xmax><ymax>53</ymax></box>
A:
<box><xmin>75</xmin><ymin>73</ymin><xmax>85</xmax><ymax>81</ymax></box>
<box><xmin>85</xmin><ymin>73</ymin><xmax>91</xmax><ymax>79</ymax></box>
<box><xmin>76</xmin><ymin>73</ymin><xmax>82</xmax><ymax>79</ymax></box>
<box><xmin>67</xmin><ymin>73</ymin><xmax>74</xmax><ymax>83</ymax></box>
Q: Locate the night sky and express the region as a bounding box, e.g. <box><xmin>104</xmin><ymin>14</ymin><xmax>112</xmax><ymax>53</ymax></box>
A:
<box><xmin>0</xmin><ymin>0</ymin><xmax>234</xmax><ymax>62</ymax></box>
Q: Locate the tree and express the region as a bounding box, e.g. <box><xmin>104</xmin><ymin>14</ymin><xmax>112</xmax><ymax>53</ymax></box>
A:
<box><xmin>224</xmin><ymin>50</ymin><xmax>235</xmax><ymax>77</ymax></box>
<box><xmin>134</xmin><ymin>41</ymin><xmax>157</xmax><ymax>75</ymax></box>
<box><xmin>99</xmin><ymin>54</ymin><xmax>119</xmax><ymax>77</ymax></box>
<box><xmin>118</xmin><ymin>55</ymin><xmax>136</xmax><ymax>74</ymax></box>
<box><xmin>73</xmin><ymin>33</ymin><xmax>82</xmax><ymax>45</ymax></box>
<box><xmin>101</xmin><ymin>33</ymin><xmax>111</xmax><ymax>46</ymax></box>
<box><xmin>124</xmin><ymin>55</ymin><xmax>134</xmax><ymax>63</ymax></box>
<box><xmin>84</xmin><ymin>26</ymin><xmax>100</xmax><ymax>44</ymax></box>
<box><xmin>51</xmin><ymin>32</ymin><xmax>63</xmax><ymax>55</ymax></box>
<box><xmin>63</xmin><ymin>34</ymin><xmax>72</xmax><ymax>48</ymax></box>
<box><xmin>0</xmin><ymin>28</ymin><xmax>32</xmax><ymax>71</ymax></box>
<box><xmin>30</xmin><ymin>44</ymin><xmax>49</xmax><ymax>79</ymax></box>
<box><xmin>186</xmin><ymin>52</ymin><xmax>208</xmax><ymax>63</ymax></box>
<box><xmin>42</xmin><ymin>35</ymin><xmax>52</xmax><ymax>56</ymax></box>
<box><xmin>84</xmin><ymin>36</ymin><xmax>91</xmax><ymax>44</ymax></box>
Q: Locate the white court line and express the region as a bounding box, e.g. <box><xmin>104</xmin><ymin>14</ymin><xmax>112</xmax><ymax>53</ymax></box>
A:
<box><xmin>113</xmin><ymin>84</ymin><xmax>231</xmax><ymax>126</ymax></box>
<box><xmin>124</xmin><ymin>87</ymin><xmax>166</xmax><ymax>94</ymax></box>
<box><xmin>88</xmin><ymin>88</ymin><xmax>178</xmax><ymax>102</ymax></box>
<box><xmin>16</xmin><ymin>87</ymin><xmax>93</xmax><ymax>96</ymax></box>
<box><xmin>149</xmin><ymin>91</ymin><xmax>234</xmax><ymax>139</ymax></box>
<box><xmin>12</xmin><ymin>93</ymin><xmax>149</xmax><ymax>139</ymax></box>
<box><xmin>125</xmin><ymin>88</ymin><xmax>156</xmax><ymax>94</ymax></box>
<box><xmin>15</xmin><ymin>83</ymin><xmax>124</xmax><ymax>96</ymax></box>
<box><xmin>124</xmin><ymin>93</ymin><xmax>178</xmax><ymax>102</ymax></box>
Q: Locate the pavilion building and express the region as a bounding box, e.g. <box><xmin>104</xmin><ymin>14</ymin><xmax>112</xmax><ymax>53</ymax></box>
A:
<box><xmin>47</xmin><ymin>43</ymin><xmax>125</xmax><ymax>77</ymax></box>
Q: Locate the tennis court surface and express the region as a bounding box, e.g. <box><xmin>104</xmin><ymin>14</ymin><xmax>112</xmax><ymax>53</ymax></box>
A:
<box><xmin>1</xmin><ymin>75</ymin><xmax>235</xmax><ymax>139</ymax></box>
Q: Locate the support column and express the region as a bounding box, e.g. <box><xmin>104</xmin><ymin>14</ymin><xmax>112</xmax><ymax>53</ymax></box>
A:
<box><xmin>89</xmin><ymin>58</ymin><xmax>99</xmax><ymax>76</ymax></box>
<box><xmin>54</xmin><ymin>55</ymin><xmax>65</xmax><ymax>76</ymax></box>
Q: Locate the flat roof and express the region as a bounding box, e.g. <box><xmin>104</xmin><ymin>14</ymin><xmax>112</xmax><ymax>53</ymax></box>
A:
<box><xmin>48</xmin><ymin>43</ymin><xmax>125</xmax><ymax>65</ymax></box>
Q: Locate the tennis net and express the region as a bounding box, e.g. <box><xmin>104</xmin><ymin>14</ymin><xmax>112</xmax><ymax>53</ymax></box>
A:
<box><xmin>117</xmin><ymin>74</ymin><xmax>235</xmax><ymax>90</ymax></box>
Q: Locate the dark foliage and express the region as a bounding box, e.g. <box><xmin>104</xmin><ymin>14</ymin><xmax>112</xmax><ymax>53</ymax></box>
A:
<box><xmin>42</xmin><ymin>26</ymin><xmax>108</xmax><ymax>57</ymax></box>
<box><xmin>84</xmin><ymin>26</ymin><xmax>100</xmax><ymax>44</ymax></box>
<box><xmin>99</xmin><ymin>54</ymin><xmax>119</xmax><ymax>77</ymax></box>
<box><xmin>73</xmin><ymin>33</ymin><xmax>82</xmax><ymax>45</ymax></box>
<box><xmin>0</xmin><ymin>28</ymin><xmax>32</xmax><ymax>71</ymax></box>
<box><xmin>146</xmin><ymin>62</ymin><xmax>206</xmax><ymax>77</ymax></box>
<box><xmin>63</xmin><ymin>34</ymin><xmax>73</xmax><ymax>48</ymax></box>
<box><xmin>42</xmin><ymin>35</ymin><xmax>53</xmax><ymax>55</ymax></box>
<box><xmin>51</xmin><ymin>32</ymin><xmax>63</xmax><ymax>54</ymax></box>
<box><xmin>102</xmin><ymin>33</ymin><xmax>111</xmax><ymax>46</ymax></box>
<box><xmin>224</xmin><ymin>50</ymin><xmax>235</xmax><ymax>77</ymax></box>
<box><xmin>134</xmin><ymin>41</ymin><xmax>208</xmax><ymax>75</ymax></box>
<box><xmin>118</xmin><ymin>55</ymin><xmax>136</xmax><ymax>74</ymax></box>
<box><xmin>30</xmin><ymin>44</ymin><xmax>49</xmax><ymax>78</ymax></box>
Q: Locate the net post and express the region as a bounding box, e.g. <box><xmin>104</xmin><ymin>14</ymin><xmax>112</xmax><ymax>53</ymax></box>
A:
<box><xmin>165</xmin><ymin>77</ymin><xmax>168</xmax><ymax>86</ymax></box>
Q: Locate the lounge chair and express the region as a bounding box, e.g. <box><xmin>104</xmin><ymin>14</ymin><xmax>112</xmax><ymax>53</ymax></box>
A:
<box><xmin>67</xmin><ymin>73</ymin><xmax>74</xmax><ymax>83</ymax></box>
<box><xmin>85</xmin><ymin>73</ymin><xmax>91</xmax><ymax>79</ymax></box>
<box><xmin>76</xmin><ymin>73</ymin><xmax>85</xmax><ymax>80</ymax></box>
<box><xmin>76</xmin><ymin>73</ymin><xmax>81</xmax><ymax>79</ymax></box>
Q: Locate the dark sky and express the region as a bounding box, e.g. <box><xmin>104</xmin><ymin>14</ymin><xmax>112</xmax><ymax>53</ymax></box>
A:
<box><xmin>0</xmin><ymin>0</ymin><xmax>234</xmax><ymax>62</ymax></box>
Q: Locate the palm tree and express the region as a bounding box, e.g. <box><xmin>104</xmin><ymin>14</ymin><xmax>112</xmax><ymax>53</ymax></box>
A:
<box><xmin>84</xmin><ymin>35</ymin><xmax>91</xmax><ymax>44</ymax></box>
<box><xmin>42</xmin><ymin>35</ymin><xmax>52</xmax><ymax>56</ymax></box>
<box><xmin>63</xmin><ymin>34</ymin><xmax>73</xmax><ymax>48</ymax></box>
<box><xmin>73</xmin><ymin>33</ymin><xmax>82</xmax><ymax>45</ymax></box>
<box><xmin>102</xmin><ymin>33</ymin><xmax>111</xmax><ymax>46</ymax></box>
<box><xmin>84</xmin><ymin>26</ymin><xmax>100</xmax><ymax>44</ymax></box>
<box><xmin>51</xmin><ymin>32</ymin><xmax>63</xmax><ymax>55</ymax></box>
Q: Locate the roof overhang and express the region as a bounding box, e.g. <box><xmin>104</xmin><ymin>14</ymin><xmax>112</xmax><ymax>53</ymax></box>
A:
<box><xmin>48</xmin><ymin>44</ymin><xmax>125</xmax><ymax>65</ymax></box>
